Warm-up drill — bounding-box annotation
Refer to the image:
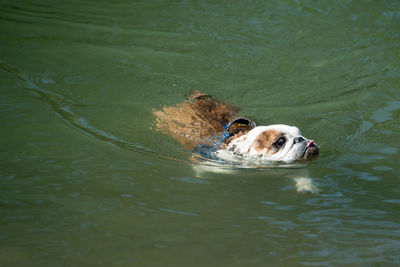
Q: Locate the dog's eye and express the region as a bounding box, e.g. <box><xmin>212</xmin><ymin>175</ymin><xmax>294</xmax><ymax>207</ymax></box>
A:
<box><xmin>275</xmin><ymin>138</ymin><xmax>286</xmax><ymax>148</ymax></box>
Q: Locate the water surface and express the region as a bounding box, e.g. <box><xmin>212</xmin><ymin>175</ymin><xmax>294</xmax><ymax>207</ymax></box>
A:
<box><xmin>1</xmin><ymin>0</ymin><xmax>400</xmax><ymax>265</ymax></box>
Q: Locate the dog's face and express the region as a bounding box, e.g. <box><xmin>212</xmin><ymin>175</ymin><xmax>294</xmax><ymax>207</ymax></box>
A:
<box><xmin>226</xmin><ymin>125</ymin><xmax>319</xmax><ymax>163</ymax></box>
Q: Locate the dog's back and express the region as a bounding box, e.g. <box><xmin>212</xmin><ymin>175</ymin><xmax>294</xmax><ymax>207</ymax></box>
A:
<box><xmin>153</xmin><ymin>91</ymin><xmax>239</xmax><ymax>149</ymax></box>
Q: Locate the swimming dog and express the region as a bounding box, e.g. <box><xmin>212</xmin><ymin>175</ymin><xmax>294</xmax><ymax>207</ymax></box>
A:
<box><xmin>153</xmin><ymin>91</ymin><xmax>320</xmax><ymax>193</ymax></box>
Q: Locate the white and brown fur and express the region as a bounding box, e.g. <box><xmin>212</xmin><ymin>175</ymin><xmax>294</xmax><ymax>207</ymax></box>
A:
<box><xmin>153</xmin><ymin>91</ymin><xmax>320</xmax><ymax>193</ymax></box>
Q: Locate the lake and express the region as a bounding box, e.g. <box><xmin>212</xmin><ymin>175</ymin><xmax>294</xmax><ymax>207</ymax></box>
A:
<box><xmin>1</xmin><ymin>0</ymin><xmax>400</xmax><ymax>265</ymax></box>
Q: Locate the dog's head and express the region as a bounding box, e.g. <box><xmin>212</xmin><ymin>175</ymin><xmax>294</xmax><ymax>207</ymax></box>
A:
<box><xmin>226</xmin><ymin>125</ymin><xmax>319</xmax><ymax>163</ymax></box>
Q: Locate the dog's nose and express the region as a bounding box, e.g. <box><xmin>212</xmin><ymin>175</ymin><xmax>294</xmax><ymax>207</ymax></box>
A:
<box><xmin>294</xmin><ymin>137</ymin><xmax>305</xmax><ymax>143</ymax></box>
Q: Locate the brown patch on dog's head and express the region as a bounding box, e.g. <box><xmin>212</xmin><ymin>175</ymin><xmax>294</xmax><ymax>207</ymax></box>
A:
<box><xmin>252</xmin><ymin>130</ymin><xmax>284</xmax><ymax>155</ymax></box>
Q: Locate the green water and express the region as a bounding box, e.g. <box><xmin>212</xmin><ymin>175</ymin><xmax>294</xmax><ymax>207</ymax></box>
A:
<box><xmin>1</xmin><ymin>0</ymin><xmax>400</xmax><ymax>265</ymax></box>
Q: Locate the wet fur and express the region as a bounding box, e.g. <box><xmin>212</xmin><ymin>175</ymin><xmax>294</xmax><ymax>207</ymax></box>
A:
<box><xmin>153</xmin><ymin>90</ymin><xmax>242</xmax><ymax>149</ymax></box>
<box><xmin>153</xmin><ymin>91</ymin><xmax>320</xmax><ymax>194</ymax></box>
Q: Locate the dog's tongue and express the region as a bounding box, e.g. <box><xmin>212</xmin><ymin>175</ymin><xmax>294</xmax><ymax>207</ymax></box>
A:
<box><xmin>306</xmin><ymin>140</ymin><xmax>315</xmax><ymax>148</ymax></box>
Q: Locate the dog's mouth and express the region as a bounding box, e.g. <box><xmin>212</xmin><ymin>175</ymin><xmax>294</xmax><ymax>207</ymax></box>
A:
<box><xmin>302</xmin><ymin>140</ymin><xmax>319</xmax><ymax>160</ymax></box>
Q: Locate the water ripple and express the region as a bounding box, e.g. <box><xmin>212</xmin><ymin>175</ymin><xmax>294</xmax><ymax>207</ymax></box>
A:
<box><xmin>0</xmin><ymin>58</ymin><xmax>188</xmax><ymax>164</ymax></box>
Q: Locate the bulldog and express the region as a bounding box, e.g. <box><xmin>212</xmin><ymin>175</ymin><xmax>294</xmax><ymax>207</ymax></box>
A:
<box><xmin>154</xmin><ymin>91</ymin><xmax>320</xmax><ymax>193</ymax></box>
<box><xmin>223</xmin><ymin>124</ymin><xmax>319</xmax><ymax>163</ymax></box>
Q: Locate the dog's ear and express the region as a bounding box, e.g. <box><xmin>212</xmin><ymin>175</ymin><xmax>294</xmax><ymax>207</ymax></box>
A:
<box><xmin>227</xmin><ymin>118</ymin><xmax>257</xmax><ymax>136</ymax></box>
<box><xmin>228</xmin><ymin>123</ymin><xmax>251</xmax><ymax>136</ymax></box>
